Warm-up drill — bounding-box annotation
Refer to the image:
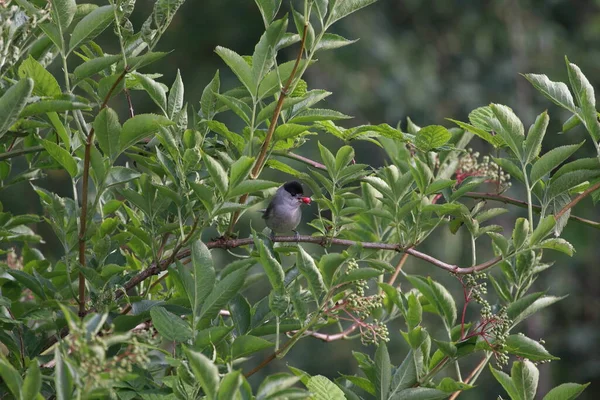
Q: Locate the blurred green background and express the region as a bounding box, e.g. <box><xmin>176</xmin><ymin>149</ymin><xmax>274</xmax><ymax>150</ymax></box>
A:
<box><xmin>5</xmin><ymin>0</ymin><xmax>600</xmax><ymax>398</ymax></box>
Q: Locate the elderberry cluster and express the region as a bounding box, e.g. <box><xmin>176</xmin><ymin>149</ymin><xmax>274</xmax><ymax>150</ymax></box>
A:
<box><xmin>456</xmin><ymin>149</ymin><xmax>511</xmax><ymax>189</ymax></box>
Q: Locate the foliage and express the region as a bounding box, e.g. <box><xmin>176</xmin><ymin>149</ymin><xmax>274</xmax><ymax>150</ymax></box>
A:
<box><xmin>0</xmin><ymin>0</ymin><xmax>596</xmax><ymax>398</ymax></box>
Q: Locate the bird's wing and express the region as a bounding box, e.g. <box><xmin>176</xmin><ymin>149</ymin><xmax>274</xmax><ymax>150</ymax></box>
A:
<box><xmin>261</xmin><ymin>203</ymin><xmax>272</xmax><ymax>219</ymax></box>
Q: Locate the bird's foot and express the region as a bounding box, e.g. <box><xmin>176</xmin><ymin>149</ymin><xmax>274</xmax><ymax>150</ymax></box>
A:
<box><xmin>270</xmin><ymin>231</ymin><xmax>276</xmax><ymax>242</ymax></box>
<box><xmin>293</xmin><ymin>230</ymin><xmax>300</xmax><ymax>242</ymax></box>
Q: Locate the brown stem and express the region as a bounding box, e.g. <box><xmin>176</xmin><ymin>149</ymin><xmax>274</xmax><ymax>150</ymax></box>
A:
<box><xmin>125</xmin><ymin>89</ymin><xmax>135</xmax><ymax>118</ymax></box>
<box><xmin>78</xmin><ymin>68</ymin><xmax>129</xmax><ymax>316</ymax></box>
<box><xmin>275</xmin><ymin>151</ymin><xmax>328</xmax><ymax>169</ymax></box>
<box><xmin>465</xmin><ymin>192</ymin><xmax>600</xmax><ymax>229</ymax></box>
<box><xmin>227</xmin><ymin>25</ymin><xmax>309</xmax><ymax>236</ymax></box>
<box><xmin>300</xmin><ymin>323</ymin><xmax>359</xmax><ymax>342</ymax></box>
<box><xmin>555</xmin><ymin>181</ymin><xmax>600</xmax><ymax>219</ymax></box>
<box><xmin>388</xmin><ymin>252</ymin><xmax>410</xmax><ymax>285</ymax></box>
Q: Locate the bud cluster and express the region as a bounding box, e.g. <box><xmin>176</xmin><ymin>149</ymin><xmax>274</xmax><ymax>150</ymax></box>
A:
<box><xmin>456</xmin><ymin>149</ymin><xmax>511</xmax><ymax>190</ymax></box>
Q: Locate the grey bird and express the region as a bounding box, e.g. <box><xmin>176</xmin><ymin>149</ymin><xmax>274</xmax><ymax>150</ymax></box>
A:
<box><xmin>262</xmin><ymin>181</ymin><xmax>311</xmax><ymax>239</ymax></box>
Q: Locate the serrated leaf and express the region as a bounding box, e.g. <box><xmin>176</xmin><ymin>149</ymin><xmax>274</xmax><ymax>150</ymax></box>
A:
<box><xmin>307</xmin><ymin>375</ymin><xmax>346</xmax><ymax>400</ymax></box>
<box><xmin>297</xmin><ymin>246</ymin><xmax>326</xmax><ymax>301</ymax></box>
<box><xmin>184</xmin><ymin>347</ymin><xmax>219</xmax><ymax>399</ymax></box>
<box><xmin>428</xmin><ymin>277</ymin><xmax>457</xmax><ymax>326</ymax></box>
<box><xmin>73</xmin><ymin>54</ymin><xmax>121</xmax><ymax>81</ymax></box>
<box><xmin>0</xmin><ymin>356</ymin><xmax>23</xmax><ymax>399</ymax></box>
<box><xmin>230</xmin><ymin>156</ymin><xmax>255</xmax><ymax>187</ymax></box>
<box><xmin>490</xmin><ymin>366</ymin><xmax>519</xmax><ymax>400</ymax></box>
<box><xmin>168</xmin><ymin>69</ymin><xmax>184</xmax><ymax>119</ymax></box>
<box><xmin>199</xmin><ymin>268</ymin><xmax>247</xmax><ymax>325</ymax></box>
<box><xmin>524</xmin><ymin>111</ymin><xmax>550</xmax><ymax>164</ymax></box>
<box><xmin>329</xmin><ymin>0</ymin><xmax>378</xmax><ymax>25</ymax></box>
<box><xmin>0</xmin><ymin>78</ymin><xmax>34</xmax><ymax>138</ymax></box>
<box><xmin>375</xmin><ymin>342</ymin><xmax>391</xmax><ymax>400</ymax></box>
<box><xmin>415</xmin><ymin>125</ymin><xmax>451</xmax><ymax>151</ymax></box>
<box><xmin>389</xmin><ymin>351</ymin><xmax>417</xmax><ymax>397</ymax></box>
<box><xmin>232</xmin><ymin>335</ymin><xmax>274</xmax><ymax>359</ymax></box>
<box><xmin>436</xmin><ymin>377</ymin><xmax>473</xmax><ymax>393</ymax></box>
<box><xmin>512</xmin><ymin>360</ymin><xmax>539</xmax><ymax>400</ymax></box>
<box><xmin>203</xmin><ymin>153</ymin><xmax>229</xmax><ymax>195</ymax></box>
<box><xmin>538</xmin><ymin>238</ymin><xmax>574</xmax><ymax>256</ymax></box>
<box><xmin>54</xmin><ymin>346</ymin><xmax>73</xmax><ymax>400</ymax></box>
<box><xmin>22</xmin><ymin>359</ymin><xmax>42</xmax><ymax>400</ymax></box>
<box><xmin>215</xmin><ymin>46</ymin><xmax>255</xmax><ymax>97</ymax></box>
<box><xmin>41</xmin><ymin>140</ymin><xmax>78</xmax><ymax>177</ymax></box>
<box><xmin>523</xmin><ymin>73</ymin><xmax>577</xmax><ymax>113</ymax></box>
<box><xmin>505</xmin><ymin>334</ymin><xmax>558</xmax><ymax>361</ymax></box>
<box><xmin>201</xmin><ymin>70</ymin><xmax>220</xmax><ymax>119</ymax></box>
<box><xmin>191</xmin><ymin>240</ymin><xmax>215</xmax><ymax>328</ymax></box>
<box><xmin>566</xmin><ymin>60</ymin><xmax>600</xmax><ymax>142</ymax></box>
<box><xmin>51</xmin><ymin>0</ymin><xmax>76</xmax><ymax>30</ymax></box>
<box><xmin>543</xmin><ymin>383</ymin><xmax>590</xmax><ymax>400</ymax></box>
<box><xmin>252</xmin><ymin>17</ymin><xmax>287</xmax><ymax>90</ymax></box>
<box><xmin>255</xmin><ymin>236</ymin><xmax>285</xmax><ymax>291</ymax></box>
<box><xmin>18</xmin><ymin>56</ymin><xmax>61</xmax><ymax>97</ymax></box>
<box><xmin>134</xmin><ymin>73</ymin><xmax>167</xmax><ymax>113</ymax></box>
<box><xmin>94</xmin><ymin>107</ymin><xmax>121</xmax><ymax>161</ymax></box>
<box><xmin>228</xmin><ymin>179</ymin><xmax>278</xmax><ymax>198</ymax></box>
<box><xmin>150</xmin><ymin>306</ymin><xmax>192</xmax><ymax>342</ymax></box>
<box><xmin>447</xmin><ymin>119</ymin><xmax>505</xmax><ymax>148</ymax></box>
<box><xmin>548</xmin><ymin>170</ymin><xmax>600</xmax><ymax>199</ymax></box>
<box><xmin>288</xmin><ymin>108</ymin><xmax>351</xmax><ymax>123</ymax></box>
<box><xmin>530</xmin><ymin>142</ymin><xmax>583</xmax><ymax>184</ymax></box>
<box><xmin>105</xmin><ymin>167</ymin><xmax>140</xmax><ymax>187</ymax></box>
<box><xmin>509</xmin><ymin>294</ymin><xmax>565</xmax><ymax>327</ymax></box>
<box><xmin>512</xmin><ymin>217</ymin><xmax>529</xmax><ymax>250</ymax></box>
<box><xmin>120</xmin><ymin>114</ymin><xmax>174</xmax><ymax>153</ymax></box>
<box><xmin>218</xmin><ymin>371</ymin><xmax>243</xmax><ymax>400</ymax></box>
<box><xmin>254</xmin><ymin>0</ymin><xmax>283</xmax><ymax>25</ymax></box>
<box><xmin>315</xmin><ymin>33</ymin><xmax>358</xmax><ymax>51</ymax></box>
<box><xmin>69</xmin><ymin>5</ymin><xmax>114</xmax><ymax>53</ymax></box>
<box><xmin>20</xmin><ymin>99</ymin><xmax>91</xmax><ymax>117</ymax></box>
<box><xmin>489</xmin><ymin>104</ymin><xmax>525</xmax><ymax>160</ymax></box>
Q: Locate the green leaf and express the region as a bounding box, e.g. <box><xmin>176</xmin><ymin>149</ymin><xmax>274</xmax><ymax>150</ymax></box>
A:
<box><xmin>406</xmin><ymin>293</ymin><xmax>422</xmax><ymax>330</ymax></box>
<box><xmin>415</xmin><ymin>125</ymin><xmax>452</xmax><ymax>151</ymax></box>
<box><xmin>39</xmin><ymin>23</ymin><xmax>62</xmax><ymax>49</ymax></box>
<box><xmin>335</xmin><ymin>145</ymin><xmax>355</xmax><ymax>176</ymax></box>
<box><xmin>447</xmin><ymin>118</ymin><xmax>505</xmax><ymax>148</ymax></box>
<box><xmin>94</xmin><ymin>108</ymin><xmax>121</xmax><ymax>161</ymax></box>
<box><xmin>392</xmin><ymin>388</ymin><xmax>448</xmax><ymax>400</ymax></box>
<box><xmin>288</xmin><ymin>108</ymin><xmax>352</xmax><ymax>123</ymax></box>
<box><xmin>543</xmin><ymin>383</ymin><xmax>590</xmax><ymax>400</ymax></box>
<box><xmin>490</xmin><ymin>366</ymin><xmax>519</xmax><ymax>400</ymax></box>
<box><xmin>489</xmin><ymin>103</ymin><xmax>524</xmax><ymax>160</ymax></box>
<box><xmin>254</xmin><ymin>0</ymin><xmax>282</xmax><ymax>25</ymax></box>
<box><xmin>41</xmin><ymin>140</ymin><xmax>78</xmax><ymax>177</ymax></box>
<box><xmin>192</xmin><ymin>240</ymin><xmax>215</xmax><ymax>326</ymax></box>
<box><xmin>229</xmin><ymin>156</ymin><xmax>255</xmax><ymax>188</ymax></box>
<box><xmin>203</xmin><ymin>153</ymin><xmax>229</xmax><ymax>195</ymax></box>
<box><xmin>315</xmin><ymin>33</ymin><xmax>358</xmax><ymax>51</ymax></box>
<box><xmin>105</xmin><ymin>167</ymin><xmax>140</xmax><ymax>187</ymax></box>
<box><xmin>215</xmin><ymin>46</ymin><xmax>255</xmax><ymax>97</ymax></box>
<box><xmin>18</xmin><ymin>56</ymin><xmax>61</xmax><ymax>97</ymax></box>
<box><xmin>255</xmin><ymin>237</ymin><xmax>285</xmax><ymax>291</ymax></box>
<box><xmin>150</xmin><ymin>306</ymin><xmax>192</xmax><ymax>342</ymax></box>
<box><xmin>199</xmin><ymin>268</ymin><xmax>247</xmax><ymax>325</ymax></box>
<box><xmin>123</xmin><ymin>51</ymin><xmax>170</xmax><ymax>71</ymax></box>
<box><xmin>329</xmin><ymin>0</ymin><xmax>378</xmax><ymax>25</ymax></box>
<box><xmin>0</xmin><ymin>356</ymin><xmax>22</xmax><ymax>399</ymax></box>
<box><xmin>184</xmin><ymin>347</ymin><xmax>219</xmax><ymax>400</ymax></box>
<box><xmin>55</xmin><ymin>347</ymin><xmax>73</xmax><ymax>400</ymax></box>
<box><xmin>428</xmin><ymin>277</ymin><xmax>457</xmax><ymax>326</ymax></box>
<box><xmin>336</xmin><ymin>267</ymin><xmax>383</xmax><ymax>285</ymax></box>
<box><xmin>509</xmin><ymin>294</ymin><xmax>565</xmax><ymax>327</ymax></box>
<box><xmin>51</xmin><ymin>0</ymin><xmax>77</xmax><ymax>30</ymax></box>
<box><xmin>120</xmin><ymin>114</ymin><xmax>174</xmax><ymax>153</ymax></box>
<box><xmin>48</xmin><ymin>112</ymin><xmax>70</xmax><ymax>149</ymax></box>
<box><xmin>22</xmin><ymin>359</ymin><xmax>42</xmax><ymax>400</ymax></box>
<box><xmin>512</xmin><ymin>217</ymin><xmax>529</xmax><ymax>250</ymax></box>
<box><xmin>436</xmin><ymin>377</ymin><xmax>473</xmax><ymax>393</ymax></box>
<box><xmin>307</xmin><ymin>375</ymin><xmax>346</xmax><ymax>400</ymax></box>
<box><xmin>218</xmin><ymin>371</ymin><xmax>242</xmax><ymax>400</ymax></box>
<box><xmin>523</xmin><ymin>73</ymin><xmax>577</xmax><ymax>113</ymax></box>
<box><xmin>566</xmin><ymin>60</ymin><xmax>600</xmax><ymax>142</ymax></box>
<box><xmin>538</xmin><ymin>238</ymin><xmax>574</xmax><ymax>256</ymax></box>
<box><xmin>73</xmin><ymin>54</ymin><xmax>121</xmax><ymax>81</ymax></box>
<box><xmin>504</xmin><ymin>334</ymin><xmax>558</xmax><ymax>361</ymax></box>
<box><xmin>297</xmin><ymin>246</ymin><xmax>326</xmax><ymax>301</ymax></box>
<box><xmin>512</xmin><ymin>360</ymin><xmax>539</xmax><ymax>400</ymax></box>
<box><xmin>206</xmin><ymin>119</ymin><xmax>245</xmax><ymax>151</ymax></box>
<box><xmin>200</xmin><ymin>70</ymin><xmax>221</xmax><ymax>119</ymax></box>
<box><xmin>167</xmin><ymin>69</ymin><xmax>185</xmax><ymax>119</ymax></box>
<box><xmin>0</xmin><ymin>78</ymin><xmax>34</xmax><ymax>139</ymax></box>
<box><xmin>232</xmin><ymin>335</ymin><xmax>274</xmax><ymax>359</ymax></box>
<box><xmin>228</xmin><ymin>179</ymin><xmax>278</xmax><ymax>198</ymax></box>
<box><xmin>375</xmin><ymin>342</ymin><xmax>391</xmax><ymax>400</ymax></box>
<box><xmin>20</xmin><ymin>99</ymin><xmax>91</xmax><ymax>117</ymax></box>
<box><xmin>529</xmin><ymin>215</ymin><xmax>555</xmax><ymax>245</ymax></box>
<box><xmin>523</xmin><ymin>111</ymin><xmax>550</xmax><ymax>164</ymax></box>
<box><xmin>548</xmin><ymin>170</ymin><xmax>600</xmax><ymax>199</ymax></box>
<box><xmin>252</xmin><ymin>17</ymin><xmax>288</xmax><ymax>91</ymax></box>
<box><xmin>389</xmin><ymin>351</ymin><xmax>417</xmax><ymax>397</ymax></box>
<box><xmin>530</xmin><ymin>142</ymin><xmax>584</xmax><ymax>184</ymax></box>
<box><xmin>134</xmin><ymin>73</ymin><xmax>167</xmax><ymax>113</ymax></box>
<box><xmin>69</xmin><ymin>5</ymin><xmax>114</xmax><ymax>53</ymax></box>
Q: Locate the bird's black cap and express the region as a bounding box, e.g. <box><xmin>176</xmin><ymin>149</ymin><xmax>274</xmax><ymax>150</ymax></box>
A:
<box><xmin>283</xmin><ymin>181</ymin><xmax>304</xmax><ymax>196</ymax></box>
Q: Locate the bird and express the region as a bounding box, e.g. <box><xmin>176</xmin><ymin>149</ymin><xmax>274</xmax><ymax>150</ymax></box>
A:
<box><xmin>262</xmin><ymin>181</ymin><xmax>311</xmax><ymax>240</ymax></box>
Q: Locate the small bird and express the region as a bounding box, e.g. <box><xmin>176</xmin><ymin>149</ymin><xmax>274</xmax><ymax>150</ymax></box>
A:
<box><xmin>262</xmin><ymin>181</ymin><xmax>311</xmax><ymax>239</ymax></box>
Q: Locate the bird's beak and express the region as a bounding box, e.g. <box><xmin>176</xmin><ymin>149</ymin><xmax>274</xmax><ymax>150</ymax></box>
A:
<box><xmin>300</xmin><ymin>196</ymin><xmax>311</xmax><ymax>204</ymax></box>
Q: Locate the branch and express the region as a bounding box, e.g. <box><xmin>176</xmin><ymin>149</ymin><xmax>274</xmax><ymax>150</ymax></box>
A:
<box><xmin>0</xmin><ymin>145</ymin><xmax>44</xmax><ymax>162</ymax></box>
<box><xmin>227</xmin><ymin>24</ymin><xmax>309</xmax><ymax>235</ymax></box>
<box><xmin>388</xmin><ymin>252</ymin><xmax>410</xmax><ymax>285</ymax></box>
<box><xmin>465</xmin><ymin>192</ymin><xmax>600</xmax><ymax>229</ymax></box>
<box><xmin>555</xmin><ymin>181</ymin><xmax>600</xmax><ymax>219</ymax></box>
<box><xmin>275</xmin><ymin>150</ymin><xmax>327</xmax><ymax>169</ymax></box>
<box><xmin>299</xmin><ymin>323</ymin><xmax>359</xmax><ymax>342</ymax></box>
<box><xmin>78</xmin><ymin>67</ymin><xmax>129</xmax><ymax>316</ymax></box>
<box><xmin>448</xmin><ymin>355</ymin><xmax>489</xmax><ymax>400</ymax></box>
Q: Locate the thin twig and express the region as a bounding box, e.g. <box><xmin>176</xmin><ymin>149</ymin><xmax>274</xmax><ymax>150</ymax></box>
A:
<box><xmin>227</xmin><ymin>24</ymin><xmax>309</xmax><ymax>236</ymax></box>
<box><xmin>125</xmin><ymin>89</ymin><xmax>135</xmax><ymax>118</ymax></box>
<box><xmin>78</xmin><ymin>67</ymin><xmax>129</xmax><ymax>316</ymax></box>
<box><xmin>0</xmin><ymin>145</ymin><xmax>44</xmax><ymax>162</ymax></box>
<box><xmin>388</xmin><ymin>252</ymin><xmax>410</xmax><ymax>285</ymax></box>
<box><xmin>465</xmin><ymin>192</ymin><xmax>600</xmax><ymax>229</ymax></box>
<box><xmin>448</xmin><ymin>355</ymin><xmax>489</xmax><ymax>400</ymax></box>
<box><xmin>555</xmin><ymin>181</ymin><xmax>600</xmax><ymax>219</ymax></box>
<box><xmin>275</xmin><ymin>151</ymin><xmax>327</xmax><ymax>169</ymax></box>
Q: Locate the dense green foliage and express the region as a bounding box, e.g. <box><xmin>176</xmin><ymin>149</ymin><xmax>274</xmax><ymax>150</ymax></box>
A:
<box><xmin>0</xmin><ymin>0</ymin><xmax>597</xmax><ymax>398</ymax></box>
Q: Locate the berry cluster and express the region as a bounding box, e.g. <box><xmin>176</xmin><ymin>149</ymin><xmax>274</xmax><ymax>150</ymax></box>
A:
<box><xmin>456</xmin><ymin>149</ymin><xmax>511</xmax><ymax>190</ymax></box>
